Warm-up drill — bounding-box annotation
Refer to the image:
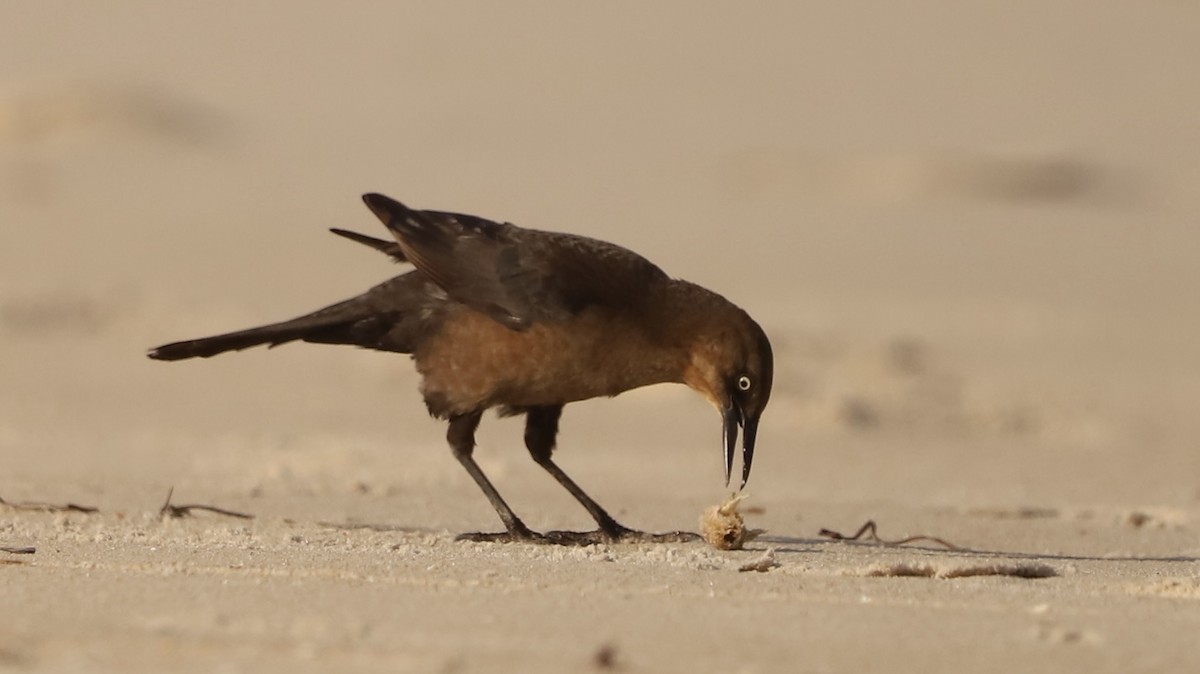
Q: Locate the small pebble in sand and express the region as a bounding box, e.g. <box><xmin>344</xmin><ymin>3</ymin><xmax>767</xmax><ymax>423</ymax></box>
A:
<box><xmin>700</xmin><ymin>493</ymin><xmax>764</xmax><ymax>550</ymax></box>
<box><xmin>737</xmin><ymin>548</ymin><xmax>779</xmax><ymax>573</ymax></box>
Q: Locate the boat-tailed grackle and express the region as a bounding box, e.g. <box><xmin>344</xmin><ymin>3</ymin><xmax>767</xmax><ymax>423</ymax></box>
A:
<box><xmin>149</xmin><ymin>193</ymin><xmax>773</xmax><ymax>544</ymax></box>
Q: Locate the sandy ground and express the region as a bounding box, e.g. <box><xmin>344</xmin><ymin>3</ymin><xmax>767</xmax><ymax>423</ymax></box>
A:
<box><xmin>2</xmin><ymin>2</ymin><xmax>1199</xmax><ymax>672</ymax></box>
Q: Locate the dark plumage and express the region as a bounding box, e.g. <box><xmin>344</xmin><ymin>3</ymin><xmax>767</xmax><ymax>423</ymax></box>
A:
<box><xmin>149</xmin><ymin>193</ymin><xmax>773</xmax><ymax>543</ymax></box>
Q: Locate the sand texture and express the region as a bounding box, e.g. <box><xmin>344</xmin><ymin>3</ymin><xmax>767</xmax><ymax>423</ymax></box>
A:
<box><xmin>2</xmin><ymin>2</ymin><xmax>1198</xmax><ymax>672</ymax></box>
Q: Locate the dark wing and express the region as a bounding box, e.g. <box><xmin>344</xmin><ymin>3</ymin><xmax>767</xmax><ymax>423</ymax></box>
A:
<box><xmin>330</xmin><ymin>228</ymin><xmax>407</xmax><ymax>262</ymax></box>
<box><xmin>361</xmin><ymin>193</ymin><xmax>668</xmax><ymax>330</ymax></box>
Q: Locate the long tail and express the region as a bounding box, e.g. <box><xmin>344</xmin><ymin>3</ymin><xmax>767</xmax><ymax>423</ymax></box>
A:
<box><xmin>148</xmin><ymin>275</ymin><xmax>426</xmax><ymax>361</ymax></box>
<box><xmin>148</xmin><ymin>313</ymin><xmax>348</xmax><ymax>360</ymax></box>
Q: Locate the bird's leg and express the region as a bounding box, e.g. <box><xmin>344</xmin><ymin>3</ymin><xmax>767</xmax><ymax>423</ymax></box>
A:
<box><xmin>524</xmin><ymin>406</ymin><xmax>632</xmax><ymax>541</ymax></box>
<box><xmin>524</xmin><ymin>407</ymin><xmax>699</xmax><ymax>544</ymax></box>
<box><xmin>447</xmin><ymin>410</ymin><xmax>542</xmax><ymax>543</ymax></box>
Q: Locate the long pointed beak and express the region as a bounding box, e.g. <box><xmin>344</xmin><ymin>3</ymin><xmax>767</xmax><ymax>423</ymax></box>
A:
<box><xmin>722</xmin><ymin>404</ymin><xmax>760</xmax><ymax>490</ymax></box>
<box><xmin>740</xmin><ymin>415</ymin><xmax>759</xmax><ymax>489</ymax></box>
<box><xmin>722</xmin><ymin>404</ymin><xmax>740</xmax><ymax>487</ymax></box>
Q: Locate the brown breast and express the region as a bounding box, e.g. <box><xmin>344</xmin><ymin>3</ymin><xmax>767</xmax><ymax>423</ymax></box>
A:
<box><xmin>413</xmin><ymin>307</ymin><xmax>687</xmax><ymax>417</ymax></box>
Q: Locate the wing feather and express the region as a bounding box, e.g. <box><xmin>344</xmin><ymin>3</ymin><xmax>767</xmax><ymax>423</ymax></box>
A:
<box><xmin>361</xmin><ymin>193</ymin><xmax>667</xmax><ymax>330</ymax></box>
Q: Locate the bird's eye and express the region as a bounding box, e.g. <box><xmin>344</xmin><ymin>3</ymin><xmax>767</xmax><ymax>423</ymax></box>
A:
<box><xmin>737</xmin><ymin>375</ymin><xmax>752</xmax><ymax>391</ymax></box>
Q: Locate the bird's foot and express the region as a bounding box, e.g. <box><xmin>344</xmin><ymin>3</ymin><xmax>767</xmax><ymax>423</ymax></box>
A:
<box><xmin>589</xmin><ymin>516</ymin><xmax>702</xmax><ymax>544</ymax></box>
<box><xmin>455</xmin><ymin>530</ymin><xmax>548</xmax><ymax>544</ymax></box>
<box><xmin>455</xmin><ymin>527</ymin><xmax>701</xmax><ymax>546</ymax></box>
<box><xmin>537</xmin><ymin>527</ymin><xmax>701</xmax><ymax>546</ymax></box>
<box><xmin>454</xmin><ymin>513</ymin><xmax>702</xmax><ymax>545</ymax></box>
<box><xmin>455</xmin><ymin>520</ymin><xmax>549</xmax><ymax>544</ymax></box>
<box><xmin>594</xmin><ymin>528</ymin><xmax>702</xmax><ymax>544</ymax></box>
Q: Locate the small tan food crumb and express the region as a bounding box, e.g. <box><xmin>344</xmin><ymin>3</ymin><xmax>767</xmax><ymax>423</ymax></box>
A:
<box><xmin>737</xmin><ymin>547</ymin><xmax>779</xmax><ymax>573</ymax></box>
<box><xmin>700</xmin><ymin>493</ymin><xmax>764</xmax><ymax>550</ymax></box>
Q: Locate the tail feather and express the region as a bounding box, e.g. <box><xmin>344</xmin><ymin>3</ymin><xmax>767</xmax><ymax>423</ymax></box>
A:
<box><xmin>148</xmin><ymin>314</ymin><xmax>355</xmax><ymax>361</ymax></box>
<box><xmin>148</xmin><ymin>274</ymin><xmax>432</xmax><ymax>361</ymax></box>
<box><xmin>147</xmin><ymin>329</ymin><xmax>289</xmax><ymax>360</ymax></box>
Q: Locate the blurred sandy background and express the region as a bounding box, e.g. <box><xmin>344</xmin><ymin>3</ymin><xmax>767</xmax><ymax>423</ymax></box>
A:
<box><xmin>1</xmin><ymin>2</ymin><xmax>1198</xmax><ymax>673</ymax></box>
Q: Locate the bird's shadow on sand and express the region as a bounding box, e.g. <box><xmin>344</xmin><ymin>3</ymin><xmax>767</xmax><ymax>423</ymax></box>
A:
<box><xmin>299</xmin><ymin>518</ymin><xmax>1199</xmax><ymax>565</ymax></box>
<box><xmin>756</xmin><ymin>533</ymin><xmax>1200</xmax><ymax>564</ymax></box>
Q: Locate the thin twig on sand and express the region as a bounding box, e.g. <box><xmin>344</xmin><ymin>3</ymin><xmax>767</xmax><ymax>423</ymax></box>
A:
<box><xmin>0</xmin><ymin>494</ymin><xmax>98</xmax><ymax>513</ymax></box>
<box><xmin>819</xmin><ymin>519</ymin><xmax>962</xmax><ymax>551</ymax></box>
<box><xmin>159</xmin><ymin>487</ymin><xmax>254</xmax><ymax>520</ymax></box>
<box><xmin>1</xmin><ymin>546</ymin><xmax>36</xmax><ymax>555</ymax></box>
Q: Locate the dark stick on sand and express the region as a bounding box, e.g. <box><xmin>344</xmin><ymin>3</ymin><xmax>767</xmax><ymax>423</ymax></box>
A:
<box><xmin>0</xmin><ymin>494</ymin><xmax>98</xmax><ymax>514</ymax></box>
<box><xmin>1</xmin><ymin>546</ymin><xmax>36</xmax><ymax>555</ymax></box>
<box><xmin>159</xmin><ymin>487</ymin><xmax>254</xmax><ymax>520</ymax></box>
<box><xmin>819</xmin><ymin>519</ymin><xmax>963</xmax><ymax>551</ymax></box>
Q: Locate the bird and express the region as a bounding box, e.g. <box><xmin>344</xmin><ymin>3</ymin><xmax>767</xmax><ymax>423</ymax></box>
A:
<box><xmin>148</xmin><ymin>193</ymin><xmax>773</xmax><ymax>544</ymax></box>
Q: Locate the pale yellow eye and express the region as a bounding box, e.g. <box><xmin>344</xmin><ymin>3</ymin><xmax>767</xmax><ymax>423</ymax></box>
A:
<box><xmin>737</xmin><ymin>375</ymin><xmax>752</xmax><ymax>391</ymax></box>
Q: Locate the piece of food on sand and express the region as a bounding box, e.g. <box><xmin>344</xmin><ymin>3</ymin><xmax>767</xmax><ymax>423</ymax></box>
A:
<box><xmin>700</xmin><ymin>493</ymin><xmax>765</xmax><ymax>550</ymax></box>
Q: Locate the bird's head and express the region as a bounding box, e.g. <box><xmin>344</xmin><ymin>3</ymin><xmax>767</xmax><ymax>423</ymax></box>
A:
<box><xmin>682</xmin><ymin>306</ymin><xmax>774</xmax><ymax>490</ymax></box>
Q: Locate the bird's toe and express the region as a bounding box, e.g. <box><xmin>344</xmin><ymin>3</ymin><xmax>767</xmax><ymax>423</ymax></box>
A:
<box><xmin>455</xmin><ymin>523</ymin><xmax>548</xmax><ymax>544</ymax></box>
